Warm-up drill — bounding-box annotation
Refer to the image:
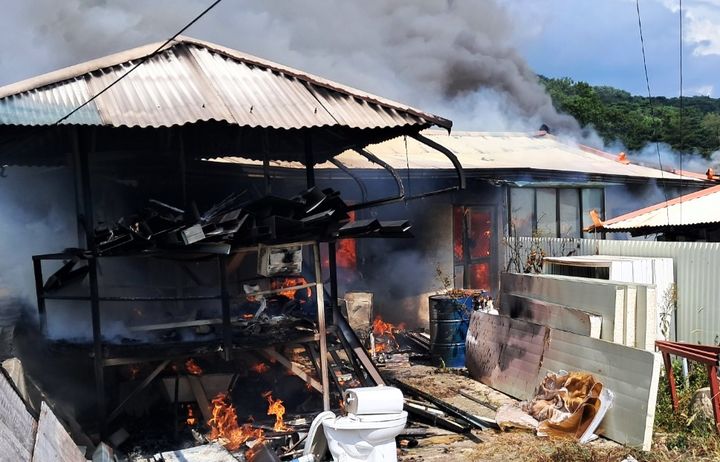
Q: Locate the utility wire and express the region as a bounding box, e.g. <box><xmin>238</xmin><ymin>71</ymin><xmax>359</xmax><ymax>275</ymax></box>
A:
<box><xmin>56</xmin><ymin>0</ymin><xmax>224</xmax><ymax>125</ymax></box>
<box><xmin>635</xmin><ymin>0</ymin><xmax>671</xmax><ymax>225</ymax></box>
<box><xmin>679</xmin><ymin>0</ymin><xmax>684</xmax><ymax>224</ymax></box>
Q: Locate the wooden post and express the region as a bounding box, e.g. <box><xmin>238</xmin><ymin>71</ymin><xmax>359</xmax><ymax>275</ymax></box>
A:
<box><xmin>314</xmin><ymin>243</ymin><xmax>330</xmax><ymax>411</ymax></box>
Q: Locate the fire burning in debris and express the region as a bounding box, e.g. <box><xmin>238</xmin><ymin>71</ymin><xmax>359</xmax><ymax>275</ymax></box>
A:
<box><xmin>185</xmin><ymin>358</ymin><xmax>203</xmax><ymax>376</ymax></box>
<box><xmin>262</xmin><ymin>391</ymin><xmax>290</xmax><ymax>432</ymax></box>
<box><xmin>372</xmin><ymin>315</ymin><xmax>405</xmax><ymax>354</ymax></box>
<box><xmin>272</xmin><ymin>277</ymin><xmax>312</xmax><ymax>299</ymax></box>
<box><xmin>186</xmin><ymin>404</ymin><xmax>197</xmax><ymax>426</ymax></box>
<box><xmin>208</xmin><ymin>392</ymin><xmax>264</xmax><ymax>451</ymax></box>
<box><xmin>251</xmin><ymin>362</ymin><xmax>270</xmax><ymax>374</ymax></box>
<box><xmin>373</xmin><ymin>315</ymin><xmax>405</xmax><ymax>340</ymax></box>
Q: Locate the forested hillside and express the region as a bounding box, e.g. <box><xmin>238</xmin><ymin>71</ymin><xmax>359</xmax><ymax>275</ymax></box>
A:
<box><xmin>541</xmin><ymin>76</ymin><xmax>720</xmax><ymax>156</ymax></box>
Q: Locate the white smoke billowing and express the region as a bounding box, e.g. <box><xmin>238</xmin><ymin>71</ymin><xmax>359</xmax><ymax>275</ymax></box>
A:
<box><xmin>0</xmin><ymin>167</ymin><xmax>76</xmax><ymax>305</ymax></box>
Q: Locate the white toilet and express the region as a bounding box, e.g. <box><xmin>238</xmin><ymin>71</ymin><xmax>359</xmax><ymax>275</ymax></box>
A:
<box><xmin>304</xmin><ymin>386</ymin><xmax>407</xmax><ymax>462</ymax></box>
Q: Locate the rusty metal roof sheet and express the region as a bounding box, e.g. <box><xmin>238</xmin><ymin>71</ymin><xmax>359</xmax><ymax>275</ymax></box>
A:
<box><xmin>0</xmin><ymin>36</ymin><xmax>450</xmax><ymax>131</ymax></box>
<box><xmin>213</xmin><ymin>130</ymin><xmax>706</xmax><ymax>183</ymax></box>
<box><xmin>594</xmin><ymin>184</ymin><xmax>720</xmax><ymax>231</ymax></box>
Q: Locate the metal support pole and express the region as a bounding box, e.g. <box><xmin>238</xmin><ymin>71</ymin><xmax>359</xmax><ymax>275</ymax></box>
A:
<box><xmin>219</xmin><ymin>255</ymin><xmax>232</xmax><ymax>361</ymax></box>
<box><xmin>328</xmin><ymin>242</ymin><xmax>339</xmax><ymax>324</ymax></box>
<box><xmin>661</xmin><ymin>351</ymin><xmax>679</xmax><ymax>412</ymax></box>
<box><xmin>313</xmin><ymin>243</ymin><xmax>330</xmax><ymax>411</ymax></box>
<box><xmin>706</xmin><ymin>364</ymin><xmax>720</xmax><ymax>433</ymax></box>
<box><xmin>305</xmin><ymin>131</ymin><xmax>315</xmax><ymax>188</ymax></box>
<box><xmin>32</xmin><ymin>257</ymin><xmax>47</xmax><ymax>335</ymax></box>
<box><xmin>76</xmin><ymin>127</ymin><xmax>107</xmax><ymax>435</ymax></box>
<box><xmin>89</xmin><ymin>257</ymin><xmax>105</xmax><ymax>435</ymax></box>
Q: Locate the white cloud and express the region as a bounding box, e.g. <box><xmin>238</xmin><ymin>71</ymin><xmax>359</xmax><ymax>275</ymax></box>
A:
<box><xmin>656</xmin><ymin>0</ymin><xmax>720</xmax><ymax>56</ymax></box>
<box><xmin>693</xmin><ymin>84</ymin><xmax>714</xmax><ymax>95</ymax></box>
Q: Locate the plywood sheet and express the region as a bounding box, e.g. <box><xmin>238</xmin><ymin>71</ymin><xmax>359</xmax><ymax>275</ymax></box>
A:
<box><xmin>501</xmin><ymin>272</ymin><xmax>625</xmax><ymax>342</ymax></box>
<box><xmin>499</xmin><ymin>292</ymin><xmax>601</xmax><ymax>338</ymax></box>
<box><xmin>542</xmin><ymin>329</ymin><xmax>661</xmax><ymax>450</ymax></box>
<box><xmin>0</xmin><ymin>371</ymin><xmax>36</xmax><ymax>462</ymax></box>
<box><xmin>466</xmin><ymin>312</ymin><xmax>660</xmax><ymax>450</ymax></box>
<box><xmin>32</xmin><ymin>402</ymin><xmax>85</xmax><ymax>462</ymax></box>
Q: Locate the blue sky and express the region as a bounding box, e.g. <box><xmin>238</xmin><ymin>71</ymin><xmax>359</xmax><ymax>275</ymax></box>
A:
<box><xmin>512</xmin><ymin>0</ymin><xmax>720</xmax><ymax>97</ymax></box>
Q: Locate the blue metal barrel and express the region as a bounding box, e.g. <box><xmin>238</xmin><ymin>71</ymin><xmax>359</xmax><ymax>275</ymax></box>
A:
<box><xmin>428</xmin><ymin>295</ymin><xmax>473</xmax><ymax>368</ymax></box>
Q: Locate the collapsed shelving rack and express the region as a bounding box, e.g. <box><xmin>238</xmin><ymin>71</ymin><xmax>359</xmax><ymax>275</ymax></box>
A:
<box><xmin>32</xmin><ymin>240</ymin><xmax>384</xmax><ymax>435</ymax></box>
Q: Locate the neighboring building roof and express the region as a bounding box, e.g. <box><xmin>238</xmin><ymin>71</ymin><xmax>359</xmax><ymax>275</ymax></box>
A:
<box><xmin>590</xmin><ymin>184</ymin><xmax>720</xmax><ymax>232</ymax></box>
<box><xmin>212</xmin><ymin>130</ymin><xmax>708</xmax><ymax>184</ymax></box>
<box><xmin>0</xmin><ymin>36</ymin><xmax>450</xmax><ymax>131</ymax></box>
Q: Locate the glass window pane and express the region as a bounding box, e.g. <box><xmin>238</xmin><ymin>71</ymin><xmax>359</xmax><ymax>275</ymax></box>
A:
<box><xmin>469</xmin><ymin>209</ymin><xmax>492</xmax><ymax>258</ymax></box>
<box><xmin>510</xmin><ymin>188</ymin><xmax>534</xmax><ymax>237</ymax></box>
<box><xmin>468</xmin><ymin>263</ymin><xmax>490</xmax><ymax>290</ymax></box>
<box><xmin>536</xmin><ymin>188</ymin><xmax>557</xmax><ymax>237</ymax></box>
<box><xmin>453</xmin><ymin>206</ymin><xmax>464</xmax><ymax>261</ymax></box>
<box><xmin>559</xmin><ymin>189</ymin><xmax>580</xmax><ymax>237</ymax></box>
<box><xmin>582</xmin><ymin>189</ymin><xmax>604</xmax><ymax>237</ymax></box>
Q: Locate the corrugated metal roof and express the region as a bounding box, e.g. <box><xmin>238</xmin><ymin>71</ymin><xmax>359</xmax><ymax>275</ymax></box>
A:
<box><xmin>0</xmin><ymin>36</ymin><xmax>450</xmax><ymax>130</ymax></box>
<box><xmin>213</xmin><ymin>130</ymin><xmax>706</xmax><ymax>182</ymax></box>
<box><xmin>596</xmin><ymin>184</ymin><xmax>720</xmax><ymax>230</ymax></box>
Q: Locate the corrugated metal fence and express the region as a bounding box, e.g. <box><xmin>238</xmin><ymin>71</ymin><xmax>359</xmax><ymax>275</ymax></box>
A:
<box><xmin>505</xmin><ymin>237</ymin><xmax>720</xmax><ymax>345</ymax></box>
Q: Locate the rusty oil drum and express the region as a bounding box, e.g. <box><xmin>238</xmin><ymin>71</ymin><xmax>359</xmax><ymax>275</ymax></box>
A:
<box><xmin>428</xmin><ymin>295</ymin><xmax>473</xmax><ymax>368</ymax></box>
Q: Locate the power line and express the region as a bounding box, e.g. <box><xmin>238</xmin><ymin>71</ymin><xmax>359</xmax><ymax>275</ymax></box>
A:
<box><xmin>679</xmin><ymin>0</ymin><xmax>684</xmax><ymax>223</ymax></box>
<box><xmin>56</xmin><ymin>0</ymin><xmax>224</xmax><ymax>125</ymax></box>
<box><xmin>635</xmin><ymin>0</ymin><xmax>671</xmax><ymax>225</ymax></box>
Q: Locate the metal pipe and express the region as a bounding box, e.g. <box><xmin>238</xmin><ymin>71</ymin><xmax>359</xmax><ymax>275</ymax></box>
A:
<box><xmin>328</xmin><ymin>158</ymin><xmax>368</xmax><ymax>203</ymax></box>
<box><xmin>410</xmin><ymin>133</ymin><xmax>466</xmax><ymax>190</ymax></box>
<box><xmin>346</xmin><ymin>148</ymin><xmax>405</xmax><ymax>211</ymax></box>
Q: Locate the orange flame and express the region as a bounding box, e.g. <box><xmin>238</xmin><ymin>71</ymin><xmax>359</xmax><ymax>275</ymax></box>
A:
<box><xmin>271</xmin><ymin>277</ymin><xmax>312</xmax><ymax>299</ymax></box>
<box><xmin>372</xmin><ymin>315</ymin><xmax>405</xmax><ymax>339</ymax></box>
<box><xmin>262</xmin><ymin>391</ymin><xmax>290</xmax><ymax>432</ymax></box>
<box><xmin>208</xmin><ymin>392</ymin><xmax>264</xmax><ymax>451</ymax></box>
<box><xmin>185</xmin><ymin>358</ymin><xmax>203</xmax><ymax>376</ymax></box>
<box><xmin>186</xmin><ymin>404</ymin><xmax>197</xmax><ymax>426</ymax></box>
<box><xmin>251</xmin><ymin>362</ymin><xmax>270</xmax><ymax>374</ymax></box>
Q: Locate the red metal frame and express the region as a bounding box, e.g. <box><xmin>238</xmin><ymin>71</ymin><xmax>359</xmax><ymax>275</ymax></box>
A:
<box><xmin>656</xmin><ymin>340</ymin><xmax>720</xmax><ymax>433</ymax></box>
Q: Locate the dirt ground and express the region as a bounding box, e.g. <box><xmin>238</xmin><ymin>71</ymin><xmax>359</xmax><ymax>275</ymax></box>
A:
<box><xmin>383</xmin><ymin>363</ymin><xmax>636</xmax><ymax>462</ymax></box>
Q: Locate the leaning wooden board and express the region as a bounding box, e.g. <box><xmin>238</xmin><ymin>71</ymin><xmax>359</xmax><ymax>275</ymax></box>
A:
<box><xmin>466</xmin><ymin>312</ymin><xmax>660</xmax><ymax>450</ymax></box>
<box><xmin>0</xmin><ymin>371</ymin><xmax>36</xmax><ymax>462</ymax></box>
<box><xmin>32</xmin><ymin>402</ymin><xmax>85</xmax><ymax>462</ymax></box>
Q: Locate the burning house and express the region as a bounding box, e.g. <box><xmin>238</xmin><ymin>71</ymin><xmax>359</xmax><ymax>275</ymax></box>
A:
<box><xmin>0</xmin><ymin>32</ymin><xmax>716</xmax><ymax>462</ymax></box>
<box><xmin>211</xmin><ymin>131</ymin><xmax>715</xmax><ymax>328</ymax></box>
